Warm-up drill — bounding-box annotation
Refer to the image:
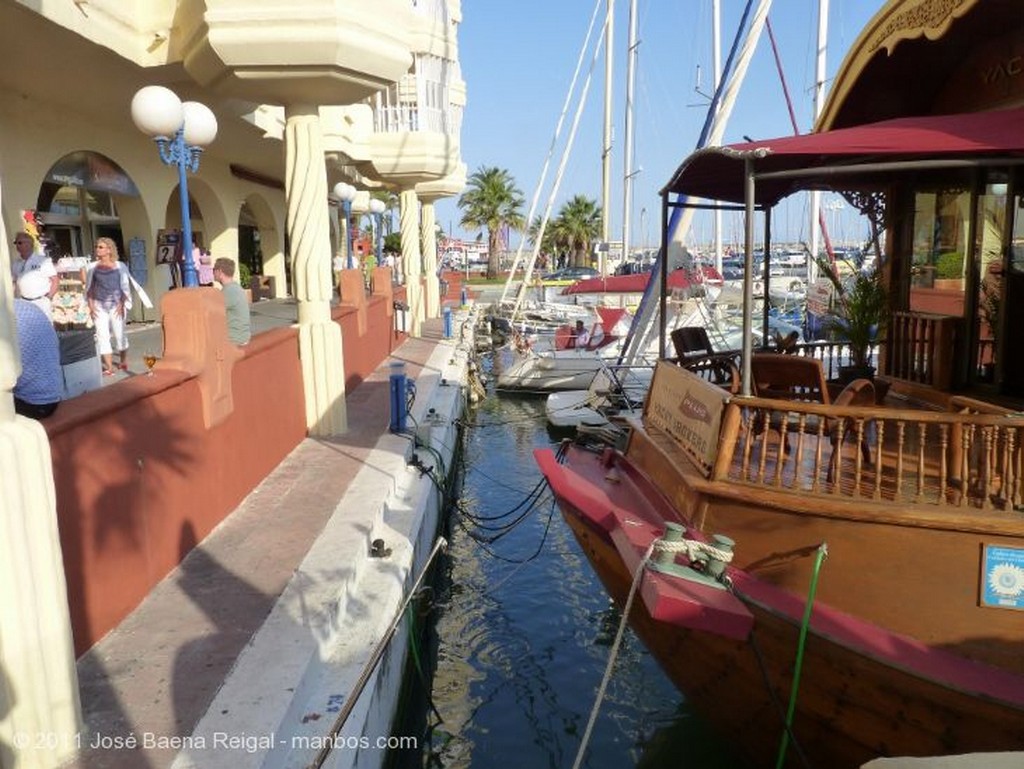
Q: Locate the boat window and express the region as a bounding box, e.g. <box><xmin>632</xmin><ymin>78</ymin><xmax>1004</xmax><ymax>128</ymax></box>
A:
<box><xmin>971</xmin><ymin>178</ymin><xmax>1007</xmax><ymax>383</ymax></box>
<box><xmin>909</xmin><ymin>187</ymin><xmax>970</xmax><ymax>313</ymax></box>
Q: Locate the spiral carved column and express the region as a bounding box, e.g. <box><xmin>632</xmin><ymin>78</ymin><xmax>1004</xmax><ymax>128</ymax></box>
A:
<box><xmin>421</xmin><ymin>201</ymin><xmax>440</xmax><ymax>318</ymax></box>
<box><xmin>286</xmin><ymin>104</ymin><xmax>347</xmax><ymax>435</ymax></box>
<box><xmin>400</xmin><ymin>190</ymin><xmax>424</xmax><ymax>336</ymax></box>
<box><xmin>0</xmin><ymin>294</ymin><xmax>82</xmax><ymax>767</ymax></box>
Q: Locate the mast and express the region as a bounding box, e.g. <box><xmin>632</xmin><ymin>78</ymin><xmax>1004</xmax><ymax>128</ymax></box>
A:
<box><xmin>601</xmin><ymin>0</ymin><xmax>614</xmax><ymax>274</ymax></box>
<box><xmin>809</xmin><ymin>0</ymin><xmax>829</xmax><ymax>280</ymax></box>
<box><xmin>712</xmin><ymin>0</ymin><xmax>723</xmax><ymax>273</ymax></box>
<box><xmin>621</xmin><ymin>0</ymin><xmax>639</xmax><ymax>271</ymax></box>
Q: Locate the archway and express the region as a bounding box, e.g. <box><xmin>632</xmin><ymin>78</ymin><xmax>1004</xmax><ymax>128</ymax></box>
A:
<box><xmin>239</xmin><ymin>192</ymin><xmax>285</xmax><ymax>297</ymax></box>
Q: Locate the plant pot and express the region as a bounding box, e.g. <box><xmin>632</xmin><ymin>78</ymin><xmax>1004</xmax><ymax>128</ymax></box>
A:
<box><xmin>838</xmin><ymin>364</ymin><xmax>876</xmax><ymax>384</ymax></box>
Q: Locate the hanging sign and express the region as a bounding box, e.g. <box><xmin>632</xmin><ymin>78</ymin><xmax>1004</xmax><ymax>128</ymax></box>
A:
<box><xmin>156</xmin><ymin>229</ymin><xmax>182</xmax><ymax>265</ymax></box>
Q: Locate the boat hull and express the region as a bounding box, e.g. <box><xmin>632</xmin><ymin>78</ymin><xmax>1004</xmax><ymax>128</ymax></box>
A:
<box><xmin>537</xmin><ymin>445</ymin><xmax>1024</xmax><ymax>769</ymax></box>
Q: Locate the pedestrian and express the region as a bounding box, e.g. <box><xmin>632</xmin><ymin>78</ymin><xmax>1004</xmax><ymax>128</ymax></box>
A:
<box><xmin>213</xmin><ymin>257</ymin><xmax>251</xmax><ymax>346</ymax></box>
<box><xmin>11</xmin><ymin>231</ymin><xmax>58</xmax><ymax>319</ymax></box>
<box><xmin>197</xmin><ymin>249</ymin><xmax>215</xmax><ymax>286</ymax></box>
<box><xmin>85</xmin><ymin>237</ymin><xmax>132</xmax><ymax>375</ymax></box>
<box><xmin>13</xmin><ymin>294</ymin><xmax>63</xmax><ymax>419</ymax></box>
<box><xmin>332</xmin><ymin>253</ymin><xmax>345</xmax><ymax>293</ymax></box>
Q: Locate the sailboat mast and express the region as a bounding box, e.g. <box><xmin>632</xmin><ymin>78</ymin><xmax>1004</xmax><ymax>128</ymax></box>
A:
<box><xmin>809</xmin><ymin>0</ymin><xmax>829</xmax><ymax>277</ymax></box>
<box><xmin>601</xmin><ymin>0</ymin><xmax>614</xmax><ymax>274</ymax></box>
<box><xmin>712</xmin><ymin>0</ymin><xmax>723</xmax><ymax>272</ymax></box>
<box><xmin>621</xmin><ymin>0</ymin><xmax>639</xmax><ymax>271</ymax></box>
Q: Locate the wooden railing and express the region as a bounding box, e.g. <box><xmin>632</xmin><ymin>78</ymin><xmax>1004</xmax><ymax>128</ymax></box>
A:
<box><xmin>712</xmin><ymin>395</ymin><xmax>1024</xmax><ymax>510</ymax></box>
<box><xmin>883</xmin><ymin>311</ymin><xmax>961</xmax><ymax>389</ymax></box>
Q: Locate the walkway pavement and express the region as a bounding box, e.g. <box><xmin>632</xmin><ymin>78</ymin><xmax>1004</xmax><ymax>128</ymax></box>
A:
<box><xmin>66</xmin><ymin>310</ymin><xmax>461</xmax><ymax>769</ymax></box>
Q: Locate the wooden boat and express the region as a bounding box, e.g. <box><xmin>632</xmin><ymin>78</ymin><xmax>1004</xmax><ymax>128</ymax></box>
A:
<box><xmin>536</xmin><ymin>362</ymin><xmax>1024</xmax><ymax>767</ymax></box>
<box><xmin>534</xmin><ymin>1</ymin><xmax>1024</xmax><ymax>754</ymax></box>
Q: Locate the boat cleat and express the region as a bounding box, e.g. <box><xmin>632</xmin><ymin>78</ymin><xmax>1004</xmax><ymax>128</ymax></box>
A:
<box><xmin>647</xmin><ymin>522</ymin><xmax>734</xmax><ymax>590</ymax></box>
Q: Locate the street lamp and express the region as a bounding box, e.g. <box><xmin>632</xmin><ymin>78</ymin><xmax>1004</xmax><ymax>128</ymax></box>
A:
<box><xmin>131</xmin><ymin>85</ymin><xmax>217</xmax><ymax>288</ymax></box>
<box><xmin>368</xmin><ymin>198</ymin><xmax>386</xmax><ymax>267</ymax></box>
<box><xmin>332</xmin><ymin>182</ymin><xmax>357</xmax><ymax>269</ymax></box>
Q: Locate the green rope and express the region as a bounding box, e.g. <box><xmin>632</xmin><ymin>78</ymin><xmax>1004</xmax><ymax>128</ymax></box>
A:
<box><xmin>775</xmin><ymin>542</ymin><xmax>828</xmax><ymax>769</ymax></box>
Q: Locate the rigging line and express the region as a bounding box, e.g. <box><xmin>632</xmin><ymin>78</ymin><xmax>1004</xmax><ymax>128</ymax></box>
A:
<box><xmin>617</xmin><ymin>0</ymin><xmax>764</xmax><ymax>368</ymax></box>
<box><xmin>461</xmin><ymin>491</ymin><xmax>550</xmax><ymax>537</ymax></box>
<box><xmin>455</xmin><ymin>480</ymin><xmax>548</xmax><ymax>524</ymax></box>
<box><xmin>571</xmin><ymin>539</ymin><xmax>657</xmax><ymax>769</ymax></box>
<box><xmin>746</xmin><ymin>628</ymin><xmax>814</xmax><ymax>769</ymax></box>
<box><xmin>308</xmin><ymin>536</ymin><xmax>449</xmax><ymax>769</ymax></box>
<box><xmin>764</xmin><ymin>15</ymin><xmax>835</xmax><ymax>263</ymax></box>
<box><xmin>510</xmin><ymin>6</ymin><xmax>610</xmax><ymax>321</ymax></box>
<box><xmin>776</xmin><ymin>542</ymin><xmax>828</xmax><ymax>769</ymax></box>
<box><xmin>499</xmin><ymin>0</ymin><xmax>606</xmax><ymax>307</ymax></box>
<box><xmin>453</xmin><ymin>501</ymin><xmax>558</xmax><ymax>565</ymax></box>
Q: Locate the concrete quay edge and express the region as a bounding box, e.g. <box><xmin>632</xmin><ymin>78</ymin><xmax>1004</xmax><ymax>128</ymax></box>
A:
<box><xmin>66</xmin><ymin>308</ymin><xmax>479</xmax><ymax>769</ymax></box>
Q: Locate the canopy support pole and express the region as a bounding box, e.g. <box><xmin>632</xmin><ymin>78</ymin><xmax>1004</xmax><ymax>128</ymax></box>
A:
<box><xmin>742</xmin><ymin>158</ymin><xmax>756</xmax><ymax>395</ymax></box>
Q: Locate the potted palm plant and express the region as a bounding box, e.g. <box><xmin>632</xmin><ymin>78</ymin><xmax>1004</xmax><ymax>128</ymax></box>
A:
<box><xmin>814</xmin><ymin>255</ymin><xmax>888</xmax><ymax>382</ymax></box>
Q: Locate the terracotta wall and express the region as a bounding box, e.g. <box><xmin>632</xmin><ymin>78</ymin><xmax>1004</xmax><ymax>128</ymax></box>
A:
<box><xmin>45</xmin><ymin>303</ymin><xmax>407</xmax><ymax>655</ymax></box>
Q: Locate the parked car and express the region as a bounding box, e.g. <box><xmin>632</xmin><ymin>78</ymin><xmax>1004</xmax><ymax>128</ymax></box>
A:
<box><xmin>541</xmin><ymin>266</ymin><xmax>600</xmax><ymax>281</ymax></box>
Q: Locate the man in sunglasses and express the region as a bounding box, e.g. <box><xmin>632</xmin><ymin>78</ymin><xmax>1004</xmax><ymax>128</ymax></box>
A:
<box><xmin>11</xmin><ymin>231</ymin><xmax>58</xmax><ymax>319</ymax></box>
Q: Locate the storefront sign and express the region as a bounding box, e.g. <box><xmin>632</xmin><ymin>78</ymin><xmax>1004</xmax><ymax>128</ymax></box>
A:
<box><xmin>644</xmin><ymin>361</ymin><xmax>729</xmax><ymax>477</ymax></box>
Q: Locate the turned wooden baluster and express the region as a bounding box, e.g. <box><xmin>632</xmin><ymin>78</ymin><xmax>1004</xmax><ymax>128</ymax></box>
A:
<box><xmin>873</xmin><ymin>420</ymin><xmax>886</xmax><ymax>501</ymax></box>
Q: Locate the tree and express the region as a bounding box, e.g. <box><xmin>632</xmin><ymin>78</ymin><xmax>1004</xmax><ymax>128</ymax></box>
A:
<box><xmin>555</xmin><ymin>195</ymin><xmax>602</xmax><ymax>268</ymax></box>
<box><xmin>458</xmin><ymin>166</ymin><xmax>524</xmax><ymax>279</ymax></box>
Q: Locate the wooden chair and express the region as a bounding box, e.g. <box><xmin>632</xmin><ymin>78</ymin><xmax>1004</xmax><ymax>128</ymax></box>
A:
<box><xmin>671</xmin><ymin>326</ymin><xmax>716</xmax><ymax>360</ymax></box>
<box><xmin>750</xmin><ymin>353</ymin><xmax>828</xmax><ymax>403</ymax></box>
<box><xmin>749</xmin><ymin>353</ymin><xmax>875</xmax><ymax>475</ymax></box>
<box><xmin>671</xmin><ymin>326</ymin><xmax>739</xmax><ymax>393</ymax></box>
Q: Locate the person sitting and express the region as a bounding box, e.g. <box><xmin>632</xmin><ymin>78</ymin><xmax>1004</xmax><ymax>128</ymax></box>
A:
<box><xmin>572</xmin><ymin>319</ymin><xmax>590</xmax><ymax>349</ymax></box>
<box><xmin>13</xmin><ymin>296</ymin><xmax>63</xmax><ymax>419</ymax></box>
<box><xmin>213</xmin><ymin>257</ymin><xmax>252</xmax><ymax>345</ymax></box>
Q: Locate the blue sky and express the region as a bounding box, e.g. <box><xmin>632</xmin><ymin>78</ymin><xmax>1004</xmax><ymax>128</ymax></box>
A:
<box><xmin>435</xmin><ymin>0</ymin><xmax>886</xmax><ymax>250</ymax></box>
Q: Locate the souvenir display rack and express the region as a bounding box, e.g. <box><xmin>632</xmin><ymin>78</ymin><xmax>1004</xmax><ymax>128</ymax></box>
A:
<box><xmin>52</xmin><ymin>256</ymin><xmax>92</xmax><ymax>330</ymax></box>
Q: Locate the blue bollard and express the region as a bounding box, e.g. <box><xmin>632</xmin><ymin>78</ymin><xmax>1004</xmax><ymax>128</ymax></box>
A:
<box><xmin>443</xmin><ymin>306</ymin><xmax>453</xmax><ymax>338</ymax></box>
<box><xmin>389</xmin><ymin>361</ymin><xmax>407</xmax><ymax>433</ymax></box>
<box><xmin>460</xmin><ymin>287</ymin><xmax>467</xmax><ymax>307</ymax></box>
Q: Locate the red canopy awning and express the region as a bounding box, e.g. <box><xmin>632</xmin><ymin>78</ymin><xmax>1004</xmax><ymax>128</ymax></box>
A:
<box><xmin>662</xmin><ymin>107</ymin><xmax>1024</xmax><ymax>207</ymax></box>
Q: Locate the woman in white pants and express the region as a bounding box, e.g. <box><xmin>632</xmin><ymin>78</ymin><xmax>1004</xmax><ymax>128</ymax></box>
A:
<box><xmin>86</xmin><ymin>238</ymin><xmax>132</xmax><ymax>375</ymax></box>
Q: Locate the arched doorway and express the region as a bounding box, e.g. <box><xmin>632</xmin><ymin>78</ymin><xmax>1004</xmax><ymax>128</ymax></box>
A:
<box><xmin>36</xmin><ymin>150</ymin><xmax>139</xmax><ymax>261</ymax></box>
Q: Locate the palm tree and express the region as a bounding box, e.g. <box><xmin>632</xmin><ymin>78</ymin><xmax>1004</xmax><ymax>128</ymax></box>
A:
<box><xmin>458</xmin><ymin>166</ymin><xmax>524</xmax><ymax>279</ymax></box>
<box><xmin>555</xmin><ymin>195</ymin><xmax>602</xmax><ymax>268</ymax></box>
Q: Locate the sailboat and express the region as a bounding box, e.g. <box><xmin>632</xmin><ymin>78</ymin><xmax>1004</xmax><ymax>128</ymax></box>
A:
<box><xmin>542</xmin><ymin>0</ymin><xmax>771</xmax><ymax>420</ymax></box>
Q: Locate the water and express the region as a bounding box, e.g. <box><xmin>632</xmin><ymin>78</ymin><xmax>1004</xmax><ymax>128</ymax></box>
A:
<box><xmin>392</xmin><ymin>354</ymin><xmax>740</xmax><ymax>769</ymax></box>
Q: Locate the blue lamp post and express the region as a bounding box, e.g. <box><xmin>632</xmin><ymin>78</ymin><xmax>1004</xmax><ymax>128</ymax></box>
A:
<box><xmin>369</xmin><ymin>198</ymin><xmax>386</xmax><ymax>267</ymax></box>
<box><xmin>333</xmin><ymin>182</ymin><xmax>357</xmax><ymax>270</ymax></box>
<box><xmin>131</xmin><ymin>86</ymin><xmax>218</xmax><ymax>288</ymax></box>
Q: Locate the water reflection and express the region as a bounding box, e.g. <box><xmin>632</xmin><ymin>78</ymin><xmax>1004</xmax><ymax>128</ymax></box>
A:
<box><xmin>395</xmin><ymin>356</ymin><xmax>737</xmax><ymax>769</ymax></box>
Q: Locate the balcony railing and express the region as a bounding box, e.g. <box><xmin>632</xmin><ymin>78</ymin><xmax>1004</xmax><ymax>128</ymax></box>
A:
<box><xmin>712</xmin><ymin>394</ymin><xmax>1024</xmax><ymax>511</ymax></box>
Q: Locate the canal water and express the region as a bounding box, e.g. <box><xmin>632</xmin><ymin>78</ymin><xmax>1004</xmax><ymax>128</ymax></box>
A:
<box><xmin>392</xmin><ymin>353</ymin><xmax>741</xmax><ymax>768</ymax></box>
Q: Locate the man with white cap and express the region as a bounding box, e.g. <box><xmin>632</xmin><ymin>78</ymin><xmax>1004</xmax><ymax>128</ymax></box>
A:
<box><xmin>11</xmin><ymin>232</ymin><xmax>58</xmax><ymax>319</ymax></box>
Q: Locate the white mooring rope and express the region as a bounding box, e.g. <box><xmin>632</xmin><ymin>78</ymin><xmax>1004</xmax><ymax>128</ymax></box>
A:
<box><xmin>653</xmin><ymin>537</ymin><xmax>735</xmax><ymax>565</ymax></box>
<box><xmin>571</xmin><ymin>532</ymin><xmax>732</xmax><ymax>768</ymax></box>
<box><xmin>571</xmin><ymin>540</ymin><xmax>656</xmax><ymax>769</ymax></box>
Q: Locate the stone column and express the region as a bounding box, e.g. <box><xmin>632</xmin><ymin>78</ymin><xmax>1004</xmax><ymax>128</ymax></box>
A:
<box><xmin>421</xmin><ymin>200</ymin><xmax>440</xmax><ymax>318</ymax></box>
<box><xmin>399</xmin><ymin>189</ymin><xmax>424</xmax><ymax>336</ymax></box>
<box><xmin>1</xmin><ymin>271</ymin><xmax>82</xmax><ymax>766</ymax></box>
<box><xmin>285</xmin><ymin>104</ymin><xmax>347</xmax><ymax>435</ymax></box>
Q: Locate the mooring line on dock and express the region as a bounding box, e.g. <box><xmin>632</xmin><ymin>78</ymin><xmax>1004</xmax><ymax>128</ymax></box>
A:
<box><xmin>307</xmin><ymin>535</ymin><xmax>449</xmax><ymax>769</ymax></box>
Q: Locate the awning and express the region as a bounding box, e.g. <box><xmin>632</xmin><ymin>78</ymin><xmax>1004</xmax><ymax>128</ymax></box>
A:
<box><xmin>661</xmin><ymin>107</ymin><xmax>1024</xmax><ymax>207</ymax></box>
